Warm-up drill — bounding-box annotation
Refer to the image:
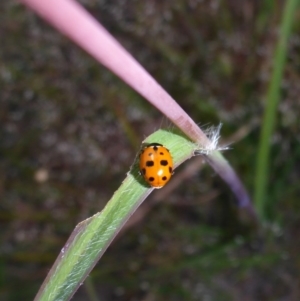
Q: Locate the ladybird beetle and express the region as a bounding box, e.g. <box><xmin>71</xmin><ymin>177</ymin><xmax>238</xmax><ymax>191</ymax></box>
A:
<box><xmin>139</xmin><ymin>143</ymin><xmax>173</xmax><ymax>188</ymax></box>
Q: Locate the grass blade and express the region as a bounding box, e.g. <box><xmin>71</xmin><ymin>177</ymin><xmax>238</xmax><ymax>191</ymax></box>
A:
<box><xmin>254</xmin><ymin>0</ymin><xmax>298</xmax><ymax>219</ymax></box>
<box><xmin>35</xmin><ymin>127</ymin><xmax>256</xmax><ymax>301</ymax></box>
<box><xmin>34</xmin><ymin>129</ymin><xmax>196</xmax><ymax>301</ymax></box>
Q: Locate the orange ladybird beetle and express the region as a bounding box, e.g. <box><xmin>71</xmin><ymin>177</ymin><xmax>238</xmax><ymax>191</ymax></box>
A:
<box><xmin>139</xmin><ymin>143</ymin><xmax>174</xmax><ymax>188</ymax></box>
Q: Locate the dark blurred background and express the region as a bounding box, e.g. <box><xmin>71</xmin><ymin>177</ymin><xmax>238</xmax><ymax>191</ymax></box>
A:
<box><xmin>1</xmin><ymin>1</ymin><xmax>300</xmax><ymax>300</ymax></box>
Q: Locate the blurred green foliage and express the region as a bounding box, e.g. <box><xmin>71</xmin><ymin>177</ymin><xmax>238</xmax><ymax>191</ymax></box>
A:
<box><xmin>1</xmin><ymin>1</ymin><xmax>300</xmax><ymax>300</ymax></box>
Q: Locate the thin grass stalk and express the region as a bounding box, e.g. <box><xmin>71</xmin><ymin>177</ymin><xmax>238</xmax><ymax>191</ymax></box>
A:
<box><xmin>20</xmin><ymin>0</ymin><xmax>255</xmax><ymax>215</ymax></box>
<box><xmin>254</xmin><ymin>0</ymin><xmax>298</xmax><ymax>219</ymax></box>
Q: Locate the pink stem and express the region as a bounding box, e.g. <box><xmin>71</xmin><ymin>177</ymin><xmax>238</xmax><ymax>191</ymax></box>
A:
<box><xmin>18</xmin><ymin>0</ymin><xmax>256</xmax><ymax>217</ymax></box>
<box><xmin>19</xmin><ymin>0</ymin><xmax>209</xmax><ymax>144</ymax></box>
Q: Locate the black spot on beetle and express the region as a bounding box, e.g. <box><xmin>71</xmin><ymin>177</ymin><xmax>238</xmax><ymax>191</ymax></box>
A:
<box><xmin>141</xmin><ymin>168</ymin><xmax>146</xmax><ymax>175</ymax></box>
<box><xmin>169</xmin><ymin>167</ymin><xmax>173</xmax><ymax>174</ymax></box>
<box><xmin>162</xmin><ymin>176</ymin><xmax>167</xmax><ymax>181</ymax></box>
<box><xmin>153</xmin><ymin>145</ymin><xmax>158</xmax><ymax>151</ymax></box>
<box><xmin>146</xmin><ymin>161</ymin><xmax>154</xmax><ymax>167</ymax></box>
<box><xmin>160</xmin><ymin>160</ymin><xmax>168</xmax><ymax>166</ymax></box>
<box><xmin>149</xmin><ymin>177</ymin><xmax>155</xmax><ymax>182</ymax></box>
